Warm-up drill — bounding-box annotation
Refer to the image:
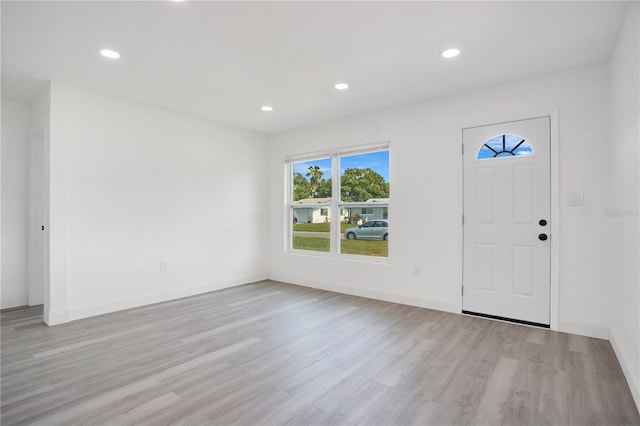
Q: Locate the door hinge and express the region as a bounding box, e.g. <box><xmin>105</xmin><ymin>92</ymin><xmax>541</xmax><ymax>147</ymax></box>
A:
<box><xmin>462</xmin><ymin>215</ymin><xmax>464</xmax><ymax>225</ymax></box>
<box><xmin>461</xmin><ymin>286</ymin><xmax>464</xmax><ymax>296</ymax></box>
<box><xmin>461</xmin><ymin>144</ymin><xmax>464</xmax><ymax>154</ymax></box>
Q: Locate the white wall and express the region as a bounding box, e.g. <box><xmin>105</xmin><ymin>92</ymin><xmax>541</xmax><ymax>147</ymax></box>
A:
<box><xmin>45</xmin><ymin>84</ymin><xmax>269</xmax><ymax>323</ymax></box>
<box><xmin>608</xmin><ymin>3</ymin><xmax>639</xmax><ymax>407</ymax></box>
<box><xmin>268</xmin><ymin>62</ymin><xmax>611</xmax><ymax>338</ymax></box>
<box><xmin>1</xmin><ymin>99</ymin><xmax>31</xmax><ymax>309</ymax></box>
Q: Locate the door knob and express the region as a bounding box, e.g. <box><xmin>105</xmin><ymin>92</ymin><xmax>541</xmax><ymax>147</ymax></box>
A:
<box><xmin>539</xmin><ymin>219</ymin><xmax>547</xmax><ymax>226</ymax></box>
<box><xmin>538</xmin><ymin>233</ymin><xmax>548</xmax><ymax>241</ymax></box>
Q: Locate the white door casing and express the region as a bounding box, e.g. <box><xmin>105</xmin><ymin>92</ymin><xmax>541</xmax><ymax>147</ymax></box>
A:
<box><xmin>463</xmin><ymin>117</ymin><xmax>551</xmax><ymax>325</ymax></box>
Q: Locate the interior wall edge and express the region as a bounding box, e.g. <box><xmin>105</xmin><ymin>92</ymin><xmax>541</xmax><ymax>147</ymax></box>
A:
<box><xmin>557</xmin><ymin>317</ymin><xmax>610</xmax><ymax>340</ymax></box>
<box><xmin>610</xmin><ymin>327</ymin><xmax>640</xmax><ymax>410</ymax></box>
<box><xmin>43</xmin><ymin>308</ymin><xmax>69</xmax><ymax>326</ymax></box>
<box><xmin>270</xmin><ymin>273</ymin><xmax>612</xmax><ymax>340</ymax></box>
<box><xmin>0</xmin><ymin>297</ymin><xmax>28</xmax><ymax>310</ymax></box>
<box><xmin>268</xmin><ymin>273</ymin><xmax>458</xmax><ymax>314</ymax></box>
<box><xmin>57</xmin><ymin>272</ymin><xmax>268</xmax><ymax>325</ymax></box>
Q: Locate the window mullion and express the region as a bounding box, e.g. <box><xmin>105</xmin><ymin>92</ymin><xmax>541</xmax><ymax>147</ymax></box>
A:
<box><xmin>331</xmin><ymin>154</ymin><xmax>340</xmax><ymax>254</ymax></box>
<box><xmin>286</xmin><ymin>161</ymin><xmax>295</xmax><ymax>252</ymax></box>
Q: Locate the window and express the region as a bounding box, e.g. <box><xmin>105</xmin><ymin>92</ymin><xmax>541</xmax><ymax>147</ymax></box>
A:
<box><xmin>287</xmin><ymin>144</ymin><xmax>389</xmax><ymax>258</ymax></box>
<box><xmin>477</xmin><ymin>134</ymin><xmax>533</xmax><ymax>159</ymax></box>
<box><xmin>291</xmin><ymin>157</ymin><xmax>331</xmax><ymax>252</ymax></box>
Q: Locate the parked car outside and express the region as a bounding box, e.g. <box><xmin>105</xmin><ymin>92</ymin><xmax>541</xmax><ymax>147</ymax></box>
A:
<box><xmin>344</xmin><ymin>220</ymin><xmax>389</xmax><ymax>241</ymax></box>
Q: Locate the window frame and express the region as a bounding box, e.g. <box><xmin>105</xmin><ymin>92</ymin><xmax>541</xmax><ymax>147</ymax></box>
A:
<box><xmin>285</xmin><ymin>142</ymin><xmax>390</xmax><ymax>260</ymax></box>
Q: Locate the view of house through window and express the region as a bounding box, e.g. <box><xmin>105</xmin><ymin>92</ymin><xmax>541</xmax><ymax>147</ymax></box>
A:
<box><xmin>289</xmin><ymin>147</ymin><xmax>389</xmax><ymax>257</ymax></box>
<box><xmin>291</xmin><ymin>157</ymin><xmax>332</xmax><ymax>252</ymax></box>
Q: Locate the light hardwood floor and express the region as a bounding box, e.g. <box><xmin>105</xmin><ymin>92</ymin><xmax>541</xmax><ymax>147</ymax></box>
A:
<box><xmin>2</xmin><ymin>280</ymin><xmax>639</xmax><ymax>425</ymax></box>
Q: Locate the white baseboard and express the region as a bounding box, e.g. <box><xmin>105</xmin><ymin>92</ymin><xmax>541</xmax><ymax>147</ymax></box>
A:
<box><xmin>1</xmin><ymin>297</ymin><xmax>29</xmax><ymax>310</ymax></box>
<box><xmin>60</xmin><ymin>273</ymin><xmax>268</xmax><ymax>324</ymax></box>
<box><xmin>558</xmin><ymin>317</ymin><xmax>610</xmax><ymax>340</ymax></box>
<box><xmin>610</xmin><ymin>329</ymin><xmax>640</xmax><ymax>411</ymax></box>
<box><xmin>269</xmin><ymin>273</ymin><xmax>458</xmax><ymax>313</ymax></box>
<box><xmin>44</xmin><ymin>308</ymin><xmax>70</xmax><ymax>325</ymax></box>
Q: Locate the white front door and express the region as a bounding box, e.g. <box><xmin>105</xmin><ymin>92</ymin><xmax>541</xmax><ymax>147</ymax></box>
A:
<box><xmin>463</xmin><ymin>117</ymin><xmax>551</xmax><ymax>326</ymax></box>
<box><xmin>28</xmin><ymin>131</ymin><xmax>45</xmax><ymax>306</ymax></box>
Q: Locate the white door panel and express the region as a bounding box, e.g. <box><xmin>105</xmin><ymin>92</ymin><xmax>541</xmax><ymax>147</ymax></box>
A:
<box><xmin>463</xmin><ymin>117</ymin><xmax>550</xmax><ymax>325</ymax></box>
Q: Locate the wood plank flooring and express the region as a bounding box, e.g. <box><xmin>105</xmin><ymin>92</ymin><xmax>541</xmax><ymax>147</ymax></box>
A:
<box><xmin>2</xmin><ymin>280</ymin><xmax>639</xmax><ymax>425</ymax></box>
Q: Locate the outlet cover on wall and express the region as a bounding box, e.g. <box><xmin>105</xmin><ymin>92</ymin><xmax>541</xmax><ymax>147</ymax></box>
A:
<box><xmin>566</xmin><ymin>192</ymin><xmax>585</xmax><ymax>206</ymax></box>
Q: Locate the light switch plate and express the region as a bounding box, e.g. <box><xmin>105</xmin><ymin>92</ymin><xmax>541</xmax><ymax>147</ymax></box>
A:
<box><xmin>566</xmin><ymin>192</ymin><xmax>585</xmax><ymax>206</ymax></box>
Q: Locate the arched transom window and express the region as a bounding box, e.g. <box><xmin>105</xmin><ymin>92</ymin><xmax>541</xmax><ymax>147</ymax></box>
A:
<box><xmin>477</xmin><ymin>134</ymin><xmax>533</xmax><ymax>159</ymax></box>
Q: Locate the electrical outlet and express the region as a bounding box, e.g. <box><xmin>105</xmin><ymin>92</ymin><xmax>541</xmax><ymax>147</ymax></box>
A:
<box><xmin>160</xmin><ymin>262</ymin><xmax>167</xmax><ymax>273</ymax></box>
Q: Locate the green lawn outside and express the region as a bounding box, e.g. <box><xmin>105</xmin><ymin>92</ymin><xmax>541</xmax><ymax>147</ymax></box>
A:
<box><xmin>341</xmin><ymin>239</ymin><xmax>388</xmax><ymax>257</ymax></box>
<box><xmin>293</xmin><ymin>236</ymin><xmax>388</xmax><ymax>257</ymax></box>
<box><xmin>292</xmin><ymin>236</ymin><xmax>330</xmax><ymax>252</ymax></box>
<box><xmin>293</xmin><ymin>222</ymin><xmax>353</xmax><ymax>233</ymax></box>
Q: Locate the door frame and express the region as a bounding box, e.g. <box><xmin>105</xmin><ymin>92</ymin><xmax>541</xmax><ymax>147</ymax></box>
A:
<box><xmin>459</xmin><ymin>110</ymin><xmax>560</xmax><ymax>331</ymax></box>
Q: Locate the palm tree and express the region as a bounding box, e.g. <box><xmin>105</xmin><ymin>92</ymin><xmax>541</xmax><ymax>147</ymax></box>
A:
<box><xmin>306</xmin><ymin>165</ymin><xmax>323</xmax><ymax>198</ymax></box>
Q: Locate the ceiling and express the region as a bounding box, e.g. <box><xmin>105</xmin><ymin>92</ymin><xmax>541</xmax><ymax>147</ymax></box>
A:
<box><xmin>1</xmin><ymin>1</ymin><xmax>630</xmax><ymax>134</ymax></box>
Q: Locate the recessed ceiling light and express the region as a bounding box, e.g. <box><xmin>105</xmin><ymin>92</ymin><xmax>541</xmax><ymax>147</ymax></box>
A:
<box><xmin>99</xmin><ymin>49</ymin><xmax>120</xmax><ymax>59</ymax></box>
<box><xmin>261</xmin><ymin>106</ymin><xmax>273</xmax><ymax>112</ymax></box>
<box><xmin>441</xmin><ymin>48</ymin><xmax>460</xmax><ymax>59</ymax></box>
<box><xmin>334</xmin><ymin>83</ymin><xmax>349</xmax><ymax>90</ymax></box>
